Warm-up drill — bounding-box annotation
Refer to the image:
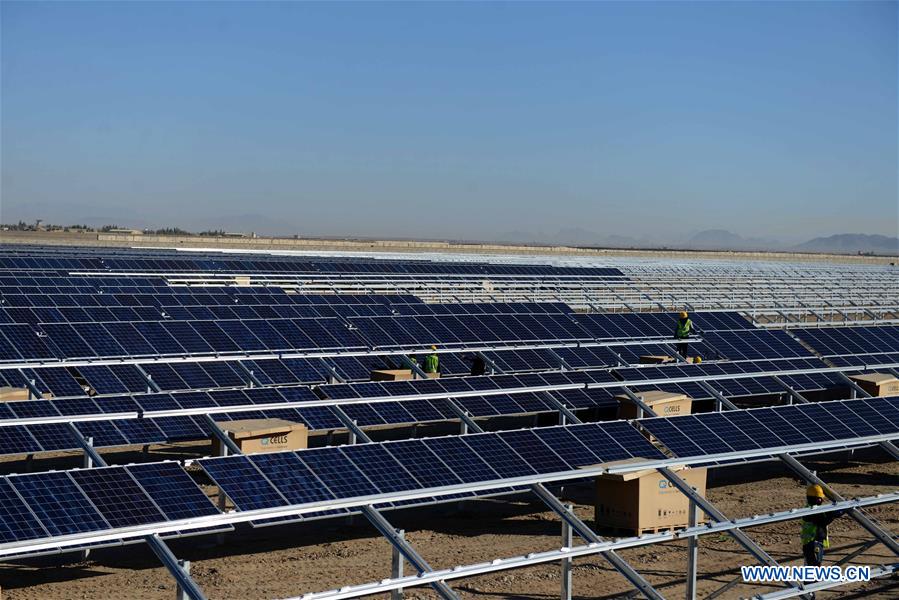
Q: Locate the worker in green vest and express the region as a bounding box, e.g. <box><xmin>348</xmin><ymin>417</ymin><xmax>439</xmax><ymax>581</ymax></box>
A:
<box><xmin>674</xmin><ymin>311</ymin><xmax>693</xmax><ymax>358</ymax></box>
<box><xmin>423</xmin><ymin>345</ymin><xmax>439</xmax><ymax>374</ymax></box>
<box><xmin>801</xmin><ymin>484</ymin><xmax>844</xmax><ymax>569</ymax></box>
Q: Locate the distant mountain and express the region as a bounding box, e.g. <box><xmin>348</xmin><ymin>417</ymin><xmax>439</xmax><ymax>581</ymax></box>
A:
<box><xmin>793</xmin><ymin>234</ymin><xmax>899</xmax><ymax>255</ymax></box>
<box><xmin>684</xmin><ymin>229</ymin><xmax>781</xmax><ymax>251</ymax></box>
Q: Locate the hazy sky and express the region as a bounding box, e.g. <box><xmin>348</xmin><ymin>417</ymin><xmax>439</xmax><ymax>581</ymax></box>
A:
<box><xmin>2</xmin><ymin>1</ymin><xmax>896</xmax><ymax>243</ymax></box>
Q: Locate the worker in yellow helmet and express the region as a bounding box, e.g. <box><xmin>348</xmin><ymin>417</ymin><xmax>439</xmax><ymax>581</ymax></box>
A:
<box><xmin>423</xmin><ymin>345</ymin><xmax>439</xmax><ymax>375</ymax></box>
<box><xmin>674</xmin><ymin>311</ymin><xmax>693</xmax><ymax>359</ymax></box>
<box><xmin>800</xmin><ymin>484</ymin><xmax>845</xmax><ymax>570</ymax></box>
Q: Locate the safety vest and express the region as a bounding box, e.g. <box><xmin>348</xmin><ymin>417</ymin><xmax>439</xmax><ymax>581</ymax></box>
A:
<box><xmin>675</xmin><ymin>319</ymin><xmax>692</xmax><ymax>339</ymax></box>
<box><xmin>801</xmin><ymin>513</ymin><xmax>830</xmax><ymax>548</ymax></box>
<box><xmin>424</xmin><ymin>353</ymin><xmax>439</xmax><ymax>373</ymax></box>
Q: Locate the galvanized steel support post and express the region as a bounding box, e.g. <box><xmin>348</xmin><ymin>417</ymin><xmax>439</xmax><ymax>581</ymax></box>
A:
<box><xmin>561</xmin><ymin>504</ymin><xmax>573</xmax><ymax>600</ymax></box>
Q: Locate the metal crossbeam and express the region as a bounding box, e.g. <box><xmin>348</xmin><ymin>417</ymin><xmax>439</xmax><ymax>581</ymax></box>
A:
<box><xmin>67</xmin><ymin>422</ymin><xmax>209</xmax><ymax>600</ymax></box>
<box><xmin>360</xmin><ymin>506</ymin><xmax>460</xmax><ymax>600</ymax></box>
<box><xmin>145</xmin><ymin>535</ymin><xmax>208</xmax><ymax>600</ymax></box>
<box><xmin>455</xmin><ymin>402</ymin><xmax>663</xmax><ymax>599</ymax></box>
<box><xmin>284</xmin><ymin>494</ymin><xmax>899</xmax><ymax>600</ymax></box>
<box><xmin>778</xmin><ymin>453</ymin><xmax>899</xmax><ymax>557</ymax></box>
<box><xmin>202</xmin><ymin>414</ymin><xmax>243</xmax><ymax>456</ymax></box>
<box><xmin>332</xmin><ymin>407</ymin><xmax>373</xmax><ymax>444</ymax></box>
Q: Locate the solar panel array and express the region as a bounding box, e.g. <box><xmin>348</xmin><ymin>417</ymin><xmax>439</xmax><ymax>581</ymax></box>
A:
<box><xmin>2</xmin><ymin>397</ymin><xmax>896</xmax><ymax>549</ymax></box>
<box><xmin>792</xmin><ymin>326</ymin><xmax>899</xmax><ymax>357</ymax></box>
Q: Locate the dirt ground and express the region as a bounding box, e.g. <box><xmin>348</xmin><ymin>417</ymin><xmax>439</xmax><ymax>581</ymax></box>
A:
<box><xmin>1</xmin><ymin>448</ymin><xmax>897</xmax><ymax>600</ymax></box>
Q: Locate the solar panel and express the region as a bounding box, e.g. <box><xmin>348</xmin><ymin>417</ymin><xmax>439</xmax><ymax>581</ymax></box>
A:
<box><xmin>249</xmin><ymin>452</ymin><xmax>335</xmax><ymax>505</ymax></box>
<box><xmin>294</xmin><ymin>448</ymin><xmax>380</xmax><ymax>498</ymax></box>
<box><xmin>200</xmin><ymin>456</ymin><xmax>289</xmax><ymax>510</ymax></box>
<box><xmin>382</xmin><ymin>440</ymin><xmax>464</xmax><ymax>488</ymax></box>
<box><xmin>68</xmin><ymin>468</ymin><xmax>166</xmax><ymax>527</ymax></box>
<box><xmin>0</xmin><ymin>479</ymin><xmax>49</xmax><ymax>542</ymax></box>
<box><xmin>339</xmin><ymin>444</ymin><xmax>422</xmax><ymax>493</ymax></box>
<box><xmin>423</xmin><ymin>437</ymin><xmax>501</xmax><ymax>483</ymax></box>
<box><xmin>126</xmin><ymin>462</ymin><xmax>219</xmax><ymax>520</ymax></box>
<box><xmin>495</xmin><ymin>430</ymin><xmax>570</xmax><ymax>474</ymax></box>
<box><xmin>9</xmin><ymin>472</ymin><xmax>110</xmax><ymax>536</ymax></box>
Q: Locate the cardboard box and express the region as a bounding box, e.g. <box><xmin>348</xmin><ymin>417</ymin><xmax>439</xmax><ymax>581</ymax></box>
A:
<box><xmin>616</xmin><ymin>390</ymin><xmax>692</xmax><ymax>420</ymax></box>
<box><xmin>0</xmin><ymin>387</ymin><xmax>30</xmax><ymax>401</ymax></box>
<box><xmin>371</xmin><ymin>369</ymin><xmax>415</xmax><ymax>381</ymax></box>
<box><xmin>212</xmin><ymin>418</ymin><xmax>307</xmax><ymax>455</ymax></box>
<box><xmin>639</xmin><ymin>355</ymin><xmax>674</xmax><ymax>365</ymax></box>
<box><xmin>594</xmin><ymin>460</ymin><xmax>707</xmax><ymax>533</ymax></box>
<box><xmin>849</xmin><ymin>373</ymin><xmax>899</xmax><ymax>397</ymax></box>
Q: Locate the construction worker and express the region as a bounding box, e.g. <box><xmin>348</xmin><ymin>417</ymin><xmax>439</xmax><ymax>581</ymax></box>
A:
<box><xmin>674</xmin><ymin>311</ymin><xmax>693</xmax><ymax>358</ymax></box>
<box><xmin>423</xmin><ymin>345</ymin><xmax>439</xmax><ymax>375</ymax></box>
<box><xmin>801</xmin><ymin>484</ymin><xmax>844</xmax><ymax>568</ymax></box>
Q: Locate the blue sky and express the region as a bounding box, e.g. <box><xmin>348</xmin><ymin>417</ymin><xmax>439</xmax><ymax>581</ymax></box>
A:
<box><xmin>2</xmin><ymin>1</ymin><xmax>896</xmax><ymax>244</ymax></box>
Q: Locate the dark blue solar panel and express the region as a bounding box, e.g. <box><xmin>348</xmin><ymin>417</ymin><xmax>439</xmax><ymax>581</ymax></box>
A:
<box><xmin>74</xmin><ymin>421</ymin><xmax>128</xmax><ymax>448</ymax></box>
<box><xmin>27</xmin><ymin>423</ymin><xmax>80</xmax><ymax>451</ymax></box>
<box><xmin>693</xmin><ymin>412</ymin><xmax>762</xmax><ymax>452</ymax></box>
<box><xmin>424</xmin><ymin>437</ymin><xmax>501</xmax><ymax>483</ymax></box>
<box><xmin>250</xmin><ymin>452</ymin><xmax>336</xmax><ymax>505</ymax></box>
<box><xmin>532</xmin><ymin>427</ymin><xmax>602</xmax><ymax>467</ymax></box>
<box><xmin>496</xmin><ymin>430</ymin><xmax>570</xmax><ymax>474</ymax></box>
<box><xmin>461</xmin><ymin>434</ymin><xmax>537</xmax><ymax>479</ymax></box>
<box><xmin>0</xmin><ymin>426</ymin><xmax>42</xmax><ymax>455</ymax></box>
<box><xmin>69</xmin><ymin>468</ymin><xmax>166</xmax><ymax>527</ymax></box>
<box><xmin>115</xmin><ymin>418</ymin><xmax>168</xmax><ymax>445</ymax></box>
<box><xmin>200</xmin><ymin>456</ymin><xmax>288</xmax><ymax>510</ymax></box>
<box><xmin>340</xmin><ymin>444</ymin><xmax>422</xmax><ymax>493</ymax></box>
<box><xmin>861</xmin><ymin>398</ymin><xmax>899</xmax><ymax>432</ymax></box>
<box><xmin>127</xmin><ymin>462</ymin><xmax>219</xmax><ymax>520</ymax></box>
<box><xmin>295</xmin><ymin>448</ymin><xmax>379</xmax><ymax>498</ymax></box>
<box><xmin>10</xmin><ymin>472</ymin><xmax>110</xmax><ymax>536</ymax></box>
<box><xmin>637</xmin><ymin>418</ymin><xmax>704</xmax><ymax>457</ymax></box>
<box><xmin>598</xmin><ymin>421</ymin><xmax>666</xmax><ymax>460</ymax></box>
<box><xmin>0</xmin><ymin>479</ymin><xmax>48</xmax><ymax>542</ymax></box>
<box><xmin>297</xmin><ymin>406</ymin><xmax>343</xmax><ymax>430</ymax></box>
<box><xmin>383</xmin><ymin>440</ymin><xmax>464</xmax><ymax>488</ymax></box>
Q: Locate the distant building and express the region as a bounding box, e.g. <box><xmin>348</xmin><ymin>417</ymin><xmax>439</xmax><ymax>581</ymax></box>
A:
<box><xmin>107</xmin><ymin>228</ymin><xmax>144</xmax><ymax>235</ymax></box>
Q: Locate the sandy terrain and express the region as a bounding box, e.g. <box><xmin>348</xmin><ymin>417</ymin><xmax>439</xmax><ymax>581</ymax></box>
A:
<box><xmin>2</xmin><ymin>449</ymin><xmax>897</xmax><ymax>600</ymax></box>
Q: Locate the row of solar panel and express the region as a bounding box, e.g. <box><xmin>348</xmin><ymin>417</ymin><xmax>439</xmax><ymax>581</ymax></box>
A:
<box><xmin>0</xmin><ymin>318</ymin><xmax>367</xmax><ymax>361</ymax></box>
<box><xmin>202</xmin><ymin>397</ymin><xmax>899</xmax><ymax>520</ymax></box>
<box><xmin>0</xmin><ymin>345</ymin><xmax>650</xmax><ymax>400</ymax></box>
<box><xmin>2</xmin><ymin>303</ymin><xmax>395</xmax><ymax>324</ymax></box>
<box><xmin>392</xmin><ymin>302</ymin><xmax>571</xmax><ymax>316</ymax></box>
<box><xmin>0</xmin><ymin>461</ymin><xmax>223</xmax><ymax>543</ymax></box>
<box><xmin>0</xmin><ymin>361</ymin><xmax>859</xmax><ymax>458</ymax></box>
<box><xmin>829</xmin><ymin>353</ymin><xmax>899</xmax><ymax>368</ymax></box>
<box><xmin>0</xmin><ymin>255</ymin><xmax>625</xmax><ymax>277</ymax></box>
<box><xmin>0</xmin><ymin>354</ymin><xmax>850</xmax><ymax>428</ymax></box>
<box><xmin>0</xmin><ymin>344</ymin><xmax>679</xmax><ymax>402</ymax></box>
<box><xmin>0</xmin><ymin>387</ymin><xmax>620</xmax><ymax>457</ymax></box>
<box><xmin>793</xmin><ymin>326</ymin><xmax>899</xmax><ymax>358</ymax></box>
<box><xmin>618</xmin><ymin>357</ymin><xmax>845</xmax><ymax>401</ymax></box>
<box><xmin>0</xmin><ymin>291</ymin><xmax>420</xmax><ymax>308</ymax></box>
<box><xmin>0</xmin><ymin>301</ymin><xmax>578</xmax><ymax>325</ymax></box>
<box><xmin>640</xmin><ymin>396</ymin><xmax>899</xmax><ymax>457</ymax></box>
<box><xmin>575</xmin><ymin>312</ymin><xmax>754</xmax><ymax>339</ymax></box>
<box><xmin>7</xmin><ymin>395</ymin><xmax>892</xmax><ymax>548</ymax></box>
<box><xmin>319</xmin><ymin>370</ymin><xmax>612</xmax><ymax>400</ymax></box>
<box><xmin>0</xmin><ymin>275</ymin><xmax>169</xmax><ymax>289</ymax></box>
